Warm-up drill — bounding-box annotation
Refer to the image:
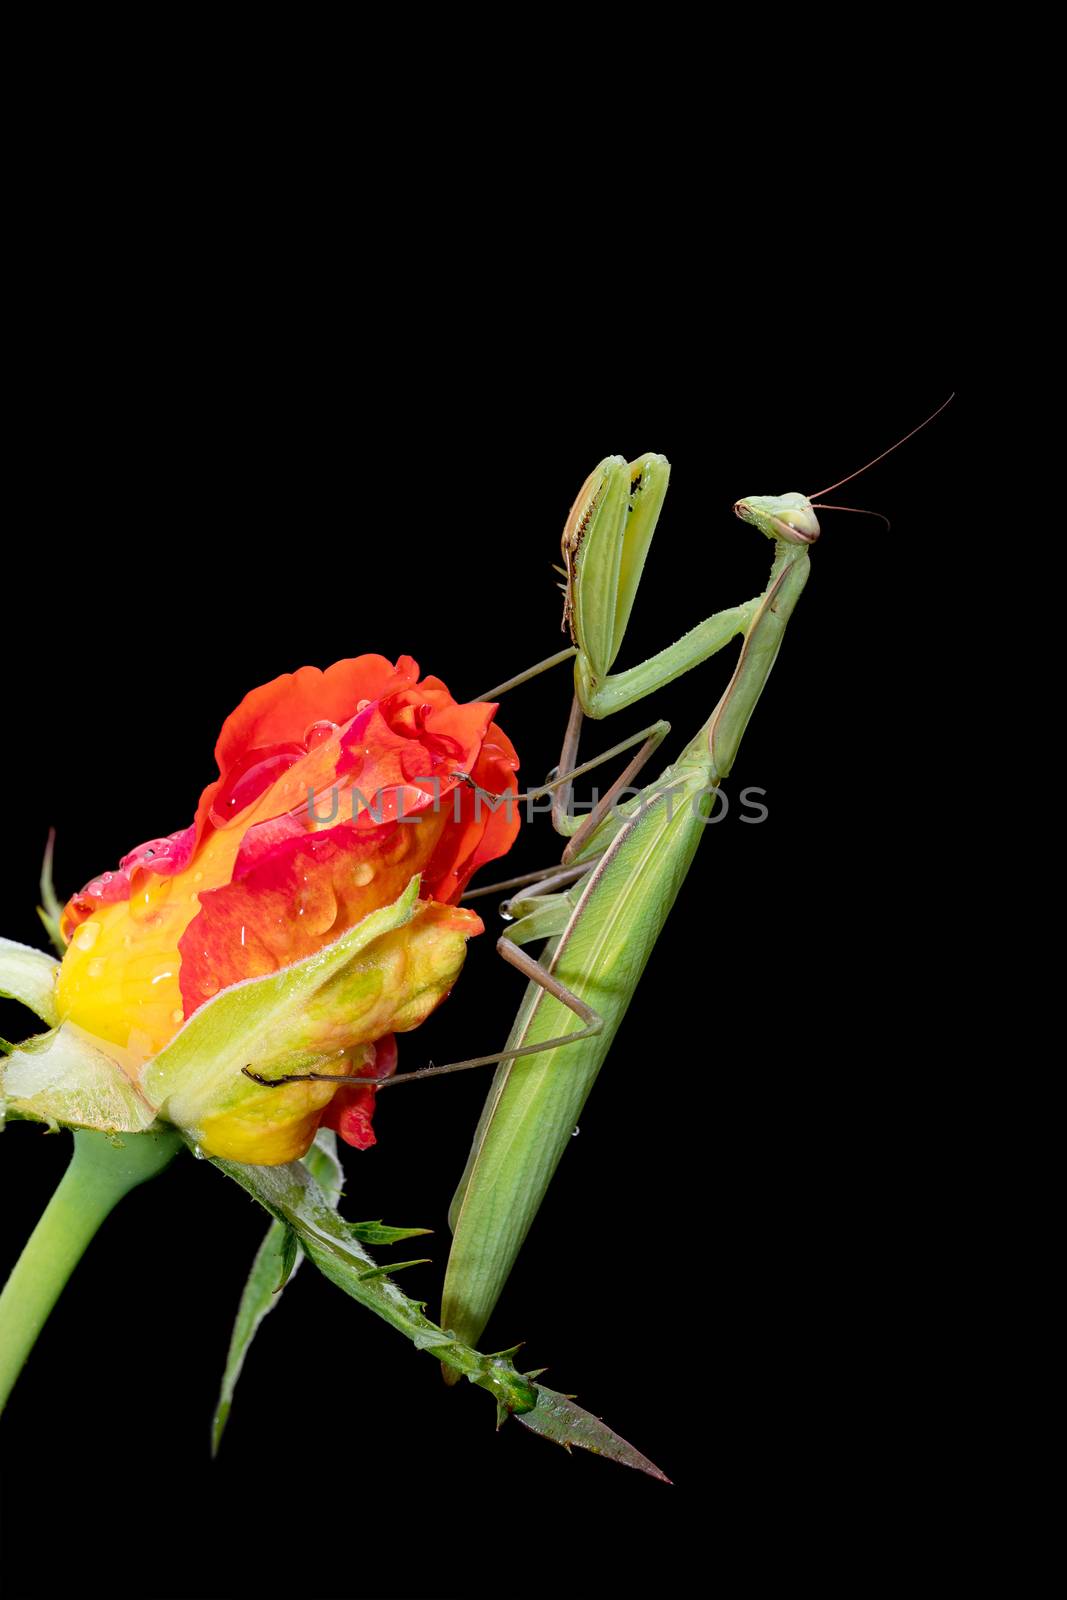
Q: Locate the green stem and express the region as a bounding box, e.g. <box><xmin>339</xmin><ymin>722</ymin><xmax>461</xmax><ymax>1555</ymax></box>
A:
<box><xmin>0</xmin><ymin>1127</ymin><xmax>180</xmax><ymax>1412</ymax></box>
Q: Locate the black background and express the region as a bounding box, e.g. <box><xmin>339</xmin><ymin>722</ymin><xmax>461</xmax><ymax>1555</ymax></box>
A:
<box><xmin>0</xmin><ymin>312</ymin><xmax>958</xmax><ymax>1597</ymax></box>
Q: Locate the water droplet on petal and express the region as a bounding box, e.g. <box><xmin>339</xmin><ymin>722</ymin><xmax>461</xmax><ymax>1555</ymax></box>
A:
<box><xmin>297</xmin><ymin>878</ymin><xmax>339</xmax><ymax>934</ymax></box>
<box><xmin>304</xmin><ymin>719</ymin><xmax>339</xmax><ymax>750</ymax></box>
<box><xmin>87</xmin><ymin>957</ymin><xmax>105</xmax><ymax>978</ymax></box>
<box><xmin>171</xmin><ymin>1007</ymin><xmax>185</xmax><ymax>1024</ymax></box>
<box><xmin>73</xmin><ymin>922</ymin><xmax>100</xmax><ymax>951</ymax></box>
<box><xmin>498</xmin><ymin>902</ymin><xmax>515</xmax><ymax>923</ymax></box>
<box><xmin>129</xmin><ymin>876</ymin><xmax>172</xmax><ymax>925</ymax></box>
<box><xmin>353</xmin><ymin>862</ymin><xmax>374</xmax><ymax>887</ymax></box>
<box><xmin>571</xmin><ymin>1125</ymin><xmax>580</xmax><ymax>1137</ymax></box>
<box><xmin>210</xmin><ymin>744</ymin><xmax>306</xmax><ymax>829</ymax></box>
<box><xmin>201</xmin><ymin>975</ymin><xmax>220</xmax><ymax>997</ymax></box>
<box><xmin>192</xmin><ymin>1144</ymin><xmax>206</xmax><ymax>1160</ymax></box>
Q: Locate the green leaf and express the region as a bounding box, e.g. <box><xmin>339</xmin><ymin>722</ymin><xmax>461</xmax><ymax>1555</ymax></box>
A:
<box><xmin>346</xmin><ymin>1219</ymin><xmax>433</xmax><ymax>1245</ymax></box>
<box><xmin>356</xmin><ymin>1258</ymin><xmax>432</xmax><ymax>1281</ymax></box>
<box><xmin>211</xmin><ymin>1130</ymin><xmax>345</xmax><ymax>1455</ymax></box>
<box><xmin>0</xmin><ymin>935</ymin><xmax>59</xmax><ymax>1026</ymax></box>
<box><xmin>275</xmin><ymin>1228</ymin><xmax>300</xmax><ymax>1291</ymax></box>
<box><xmin>304</xmin><ymin>1127</ymin><xmax>345</xmax><ymax>1204</ymax></box>
<box><xmin>210</xmin><ymin>1217</ymin><xmax>301</xmax><ymax>1456</ymax></box>
<box><xmin>516</xmin><ymin>1384</ymin><xmax>671</xmax><ymax>1482</ymax></box>
<box><xmin>1</xmin><ymin>1024</ymin><xmax>157</xmax><ymax>1133</ymax></box>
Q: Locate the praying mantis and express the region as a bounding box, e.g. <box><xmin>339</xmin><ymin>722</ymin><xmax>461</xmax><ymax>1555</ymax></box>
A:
<box><xmin>436</xmin><ymin>460</ymin><xmax>820</xmax><ymax>1354</ymax></box>
<box><xmin>424</xmin><ymin>398</ymin><xmax>952</xmax><ymax>1354</ymax></box>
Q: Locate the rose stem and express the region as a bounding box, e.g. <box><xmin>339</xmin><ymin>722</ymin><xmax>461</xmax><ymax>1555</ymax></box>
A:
<box><xmin>0</xmin><ymin>1127</ymin><xmax>181</xmax><ymax>1411</ymax></box>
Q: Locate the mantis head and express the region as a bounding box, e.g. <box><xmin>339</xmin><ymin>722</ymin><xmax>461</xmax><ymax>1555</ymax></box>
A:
<box><xmin>733</xmin><ymin>493</ymin><xmax>821</xmax><ymax>545</ymax></box>
<box><xmin>561</xmin><ymin>452</ymin><xmax>670</xmax><ymax>682</ymax></box>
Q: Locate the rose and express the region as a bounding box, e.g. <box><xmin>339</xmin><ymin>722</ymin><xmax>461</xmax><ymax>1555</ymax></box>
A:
<box><xmin>48</xmin><ymin>653</ymin><xmax>519</xmax><ymax>1162</ymax></box>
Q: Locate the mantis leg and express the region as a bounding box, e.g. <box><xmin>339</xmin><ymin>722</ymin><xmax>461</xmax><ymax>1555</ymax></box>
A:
<box><xmin>556</xmin><ymin>718</ymin><xmax>670</xmax><ymax>862</ymax></box>
<box><xmin>576</xmin><ymin>596</ymin><xmax>761</xmax><ymax>720</ymax></box>
<box><xmin>536</xmin><ymin>705</ymin><xmax>670</xmax><ymax>848</ymax></box>
<box><xmin>462</xmin><ymin>715</ymin><xmax>669</xmax><ymax>904</ymax></box>
<box><xmin>462</xmin><ymin>861</ymin><xmax>591</xmax><ymax>902</ymax></box>
<box><xmin>475</xmin><ymin>645</ymin><xmax>577</xmax><ymax>703</ymax></box>
<box><xmin>550</xmin><ymin>694</ymin><xmax>583</xmax><ymax>835</ymax></box>
<box><xmin>241</xmin><ymin>937</ymin><xmax>601</xmax><ymax>1093</ymax></box>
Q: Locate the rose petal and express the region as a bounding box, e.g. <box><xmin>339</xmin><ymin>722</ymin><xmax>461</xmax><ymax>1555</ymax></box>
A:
<box><xmin>178</xmin><ymin>812</ymin><xmax>449</xmax><ymax>1016</ymax></box>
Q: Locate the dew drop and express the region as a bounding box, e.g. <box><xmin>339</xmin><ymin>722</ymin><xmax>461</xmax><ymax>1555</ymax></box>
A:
<box><xmin>571</xmin><ymin>1125</ymin><xmax>580</xmax><ymax>1137</ymax></box>
<box><xmin>129</xmin><ymin>877</ymin><xmax>171</xmax><ymax>925</ymax></box>
<box><xmin>171</xmin><ymin>1007</ymin><xmax>185</xmax><ymax>1024</ymax></box>
<box><xmin>73</xmin><ymin>922</ymin><xmax>100</xmax><ymax>951</ymax></box>
<box><xmin>297</xmin><ymin>879</ymin><xmax>339</xmax><ymax>935</ymax></box>
<box><xmin>87</xmin><ymin>957</ymin><xmax>105</xmax><ymax>978</ymax></box>
<box><xmin>209</xmin><ymin>744</ymin><xmax>305</xmax><ymax>829</ymax></box>
<box><xmin>201</xmin><ymin>975</ymin><xmax>220</xmax><ymax>997</ymax></box>
<box><xmin>192</xmin><ymin>1144</ymin><xmax>206</xmax><ymax>1161</ymax></box>
<box><xmin>353</xmin><ymin>862</ymin><xmax>375</xmax><ymax>887</ymax></box>
<box><xmin>498</xmin><ymin>902</ymin><xmax>515</xmax><ymax>923</ymax></box>
<box><xmin>304</xmin><ymin>719</ymin><xmax>339</xmax><ymax>750</ymax></box>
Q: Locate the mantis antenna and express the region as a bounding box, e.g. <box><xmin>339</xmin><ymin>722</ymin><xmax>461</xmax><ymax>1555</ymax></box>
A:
<box><xmin>806</xmin><ymin>392</ymin><xmax>954</xmax><ymax>499</ymax></box>
<box><xmin>809</xmin><ymin>504</ymin><xmax>892</xmax><ymax>529</ymax></box>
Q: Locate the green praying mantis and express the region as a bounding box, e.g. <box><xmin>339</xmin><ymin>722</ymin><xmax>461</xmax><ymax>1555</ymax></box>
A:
<box><xmin>423</xmin><ymin>398</ymin><xmax>950</xmax><ymax>1353</ymax></box>
<box><xmin>436</xmin><ymin>459</ymin><xmax>821</xmax><ymax>1354</ymax></box>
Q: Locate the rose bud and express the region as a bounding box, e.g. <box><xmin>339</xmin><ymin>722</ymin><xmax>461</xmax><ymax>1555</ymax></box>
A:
<box><xmin>10</xmin><ymin>655</ymin><xmax>519</xmax><ymax>1162</ymax></box>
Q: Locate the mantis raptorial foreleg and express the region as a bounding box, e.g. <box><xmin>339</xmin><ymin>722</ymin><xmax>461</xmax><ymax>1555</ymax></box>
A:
<box><xmin>478</xmin><ymin>453</ymin><xmax>769</xmax><ymax>859</ymax></box>
<box><xmin>480</xmin><ymin>453</ymin><xmax>761</xmax><ymax>722</ymax></box>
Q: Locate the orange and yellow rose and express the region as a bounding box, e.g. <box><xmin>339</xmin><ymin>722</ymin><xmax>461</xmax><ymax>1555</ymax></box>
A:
<box><xmin>52</xmin><ymin>654</ymin><xmax>519</xmax><ymax>1161</ymax></box>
